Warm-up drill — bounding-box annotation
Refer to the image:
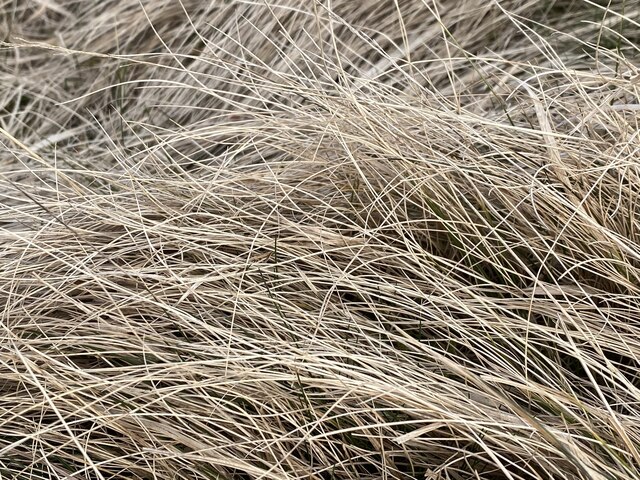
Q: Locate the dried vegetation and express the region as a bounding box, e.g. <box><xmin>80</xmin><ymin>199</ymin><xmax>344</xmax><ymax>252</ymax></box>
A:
<box><xmin>1</xmin><ymin>1</ymin><xmax>640</xmax><ymax>479</ymax></box>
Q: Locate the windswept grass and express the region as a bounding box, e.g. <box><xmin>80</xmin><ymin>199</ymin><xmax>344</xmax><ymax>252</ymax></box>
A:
<box><xmin>1</xmin><ymin>1</ymin><xmax>639</xmax><ymax>479</ymax></box>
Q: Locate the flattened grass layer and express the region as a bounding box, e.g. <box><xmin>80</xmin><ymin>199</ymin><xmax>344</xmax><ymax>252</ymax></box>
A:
<box><xmin>1</xmin><ymin>1</ymin><xmax>639</xmax><ymax>479</ymax></box>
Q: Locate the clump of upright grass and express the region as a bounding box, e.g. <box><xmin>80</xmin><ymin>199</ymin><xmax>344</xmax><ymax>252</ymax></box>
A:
<box><xmin>1</xmin><ymin>1</ymin><xmax>639</xmax><ymax>479</ymax></box>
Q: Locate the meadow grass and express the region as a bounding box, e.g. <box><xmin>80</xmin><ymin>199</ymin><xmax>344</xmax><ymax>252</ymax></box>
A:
<box><xmin>1</xmin><ymin>1</ymin><xmax>639</xmax><ymax>479</ymax></box>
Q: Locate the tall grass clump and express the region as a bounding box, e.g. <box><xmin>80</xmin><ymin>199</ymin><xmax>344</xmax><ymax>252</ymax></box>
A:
<box><xmin>1</xmin><ymin>1</ymin><xmax>639</xmax><ymax>479</ymax></box>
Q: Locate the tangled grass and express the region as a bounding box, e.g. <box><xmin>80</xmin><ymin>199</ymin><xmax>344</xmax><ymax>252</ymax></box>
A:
<box><xmin>1</xmin><ymin>1</ymin><xmax>640</xmax><ymax>479</ymax></box>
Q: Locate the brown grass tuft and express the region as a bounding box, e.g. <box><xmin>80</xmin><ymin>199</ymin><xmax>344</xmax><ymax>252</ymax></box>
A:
<box><xmin>1</xmin><ymin>1</ymin><xmax>639</xmax><ymax>479</ymax></box>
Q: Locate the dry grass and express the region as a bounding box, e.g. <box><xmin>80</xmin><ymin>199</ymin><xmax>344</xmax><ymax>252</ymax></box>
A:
<box><xmin>1</xmin><ymin>1</ymin><xmax>640</xmax><ymax>479</ymax></box>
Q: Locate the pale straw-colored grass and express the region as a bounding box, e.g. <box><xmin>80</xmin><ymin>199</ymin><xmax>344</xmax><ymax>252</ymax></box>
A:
<box><xmin>1</xmin><ymin>1</ymin><xmax>639</xmax><ymax>479</ymax></box>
